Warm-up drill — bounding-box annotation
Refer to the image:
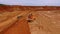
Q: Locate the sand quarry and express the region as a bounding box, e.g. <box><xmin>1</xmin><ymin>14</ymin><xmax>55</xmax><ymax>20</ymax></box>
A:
<box><xmin>0</xmin><ymin>6</ymin><xmax>60</xmax><ymax>34</ymax></box>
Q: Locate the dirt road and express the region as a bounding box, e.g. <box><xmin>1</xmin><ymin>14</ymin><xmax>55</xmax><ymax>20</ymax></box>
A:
<box><xmin>0</xmin><ymin>11</ymin><xmax>31</xmax><ymax>34</ymax></box>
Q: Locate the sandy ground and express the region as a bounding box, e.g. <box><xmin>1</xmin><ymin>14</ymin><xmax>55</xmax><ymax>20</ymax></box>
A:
<box><xmin>0</xmin><ymin>11</ymin><xmax>31</xmax><ymax>34</ymax></box>
<box><xmin>28</xmin><ymin>11</ymin><xmax>60</xmax><ymax>34</ymax></box>
<box><xmin>0</xmin><ymin>10</ymin><xmax>60</xmax><ymax>34</ymax></box>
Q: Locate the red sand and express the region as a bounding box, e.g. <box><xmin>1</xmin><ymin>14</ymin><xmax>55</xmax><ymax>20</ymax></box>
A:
<box><xmin>2</xmin><ymin>18</ymin><xmax>31</xmax><ymax>34</ymax></box>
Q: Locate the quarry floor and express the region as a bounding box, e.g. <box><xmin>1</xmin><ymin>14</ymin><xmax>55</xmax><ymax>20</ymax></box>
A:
<box><xmin>0</xmin><ymin>11</ymin><xmax>60</xmax><ymax>34</ymax></box>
